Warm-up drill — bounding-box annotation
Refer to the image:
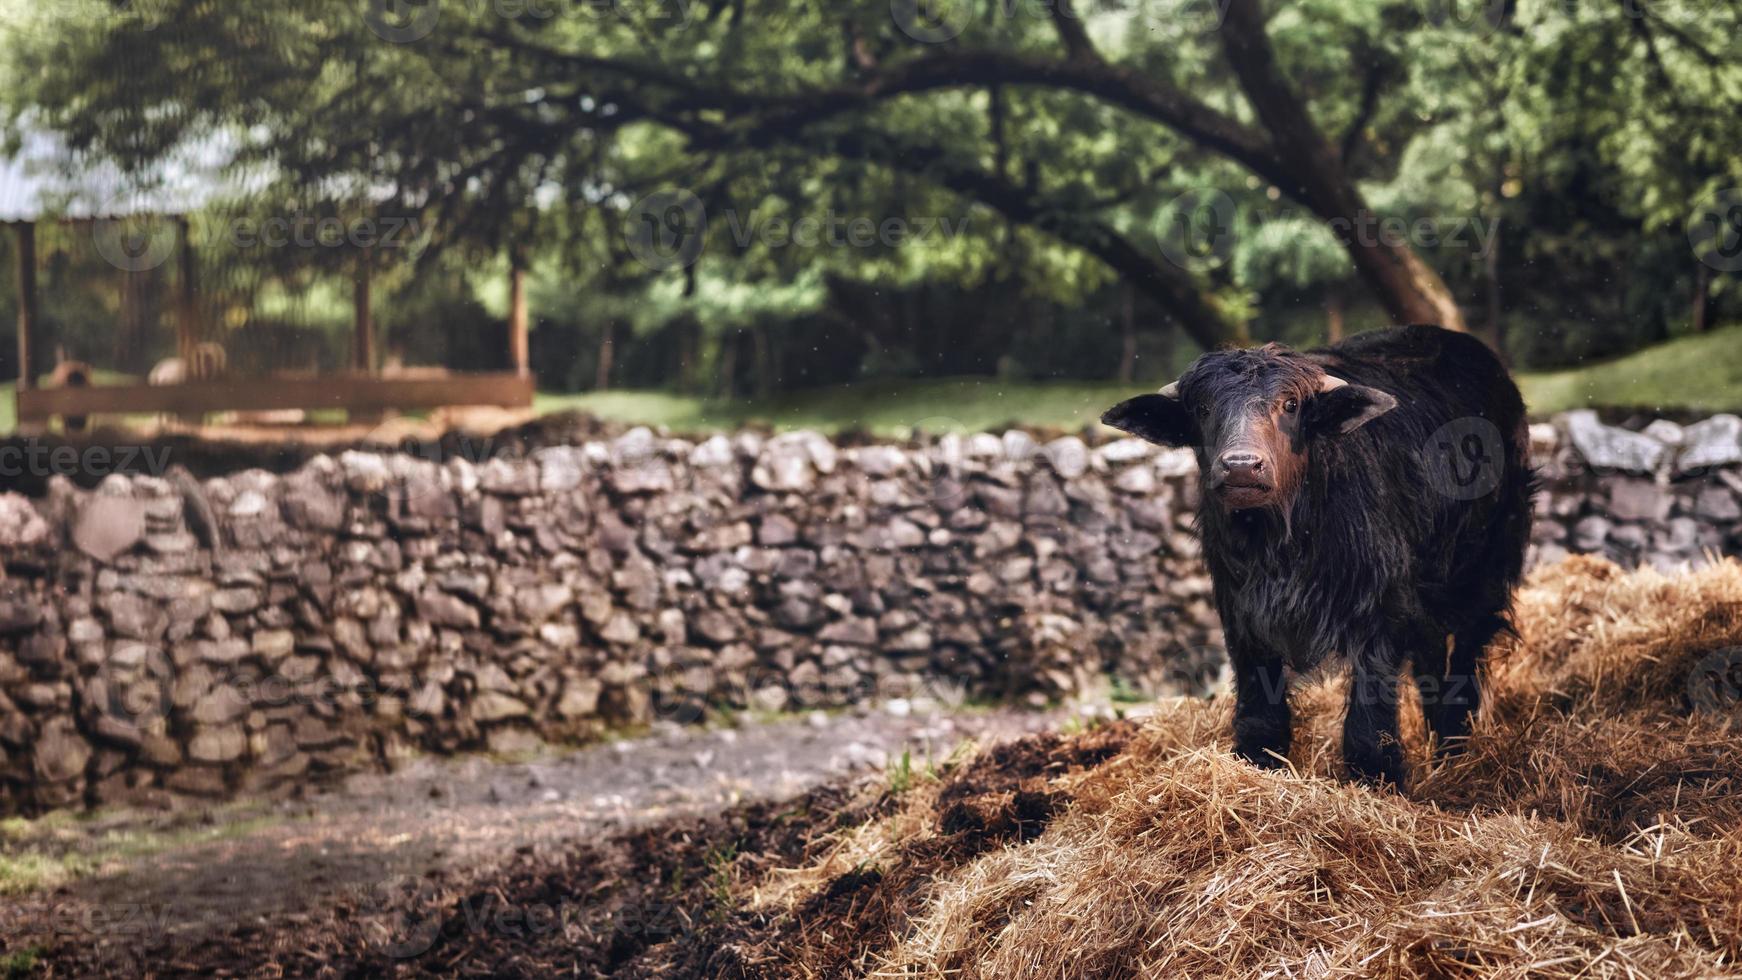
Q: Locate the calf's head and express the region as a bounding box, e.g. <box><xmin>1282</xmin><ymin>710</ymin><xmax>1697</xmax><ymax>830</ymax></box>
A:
<box><xmin>1101</xmin><ymin>344</ymin><xmax>1396</xmax><ymax>511</ymax></box>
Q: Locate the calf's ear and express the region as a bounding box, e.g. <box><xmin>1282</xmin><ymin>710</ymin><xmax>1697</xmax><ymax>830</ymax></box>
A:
<box><xmin>1102</xmin><ymin>383</ymin><xmax>1193</xmax><ymax>446</ymax></box>
<box><xmin>1305</xmin><ymin>379</ymin><xmax>1397</xmax><ymax>436</ymax></box>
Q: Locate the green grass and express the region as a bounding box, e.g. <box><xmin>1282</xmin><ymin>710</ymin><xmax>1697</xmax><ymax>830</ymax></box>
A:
<box><xmin>536</xmin><ymin>377</ymin><xmax>1138</xmax><ymax>438</ymax></box>
<box><xmin>1516</xmin><ymin>325</ymin><xmax>1742</xmax><ymax>415</ymax></box>
<box><xmin>885</xmin><ymin>749</ymin><xmax>916</xmax><ymax>795</ymax></box>
<box><xmin>0</xmin><ymin>948</ymin><xmax>43</xmax><ymax>980</ymax></box>
<box><xmin>6</xmin><ymin>328</ymin><xmax>1739</xmax><ymax>440</ymax></box>
<box><xmin>544</xmin><ymin>329</ymin><xmax>1742</xmax><ymax>436</ymax></box>
<box><xmin>704</xmin><ymin>842</ymin><xmax>739</xmax><ymax>921</ymax></box>
<box><xmin>0</xmin><ymin>849</ymin><xmax>99</xmax><ymax>895</ymax></box>
<box><xmin>0</xmin><ymin>807</ymin><xmax>282</xmax><ymax>896</ymax></box>
<box><xmin>533</xmin><ymin>389</ymin><xmax>715</xmax><ymax>431</ymax></box>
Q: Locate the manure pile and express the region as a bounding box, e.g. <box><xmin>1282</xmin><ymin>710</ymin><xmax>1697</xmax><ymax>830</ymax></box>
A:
<box><xmin>26</xmin><ymin>556</ymin><xmax>1742</xmax><ymax>978</ymax></box>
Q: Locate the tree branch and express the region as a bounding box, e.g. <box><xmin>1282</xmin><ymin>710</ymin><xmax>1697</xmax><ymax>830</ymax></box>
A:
<box><xmin>1338</xmin><ymin>58</ymin><xmax>1386</xmax><ymax>169</ymax></box>
<box><xmin>486</xmin><ymin>31</ymin><xmax>1252</xmax><ymax>348</ymax></box>
<box><xmin>1218</xmin><ymin>0</ymin><xmax>1467</xmax><ymax>331</ymax></box>
<box><xmin>1048</xmin><ymin>0</ymin><xmax>1098</xmax><ymax>62</ymax></box>
<box><xmin>798</xmin><ymin>132</ymin><xmax>1247</xmax><ymax>350</ymax></box>
<box><xmin>479</xmin><ymin>28</ymin><xmax>1288</xmax><ymax>186</ymax></box>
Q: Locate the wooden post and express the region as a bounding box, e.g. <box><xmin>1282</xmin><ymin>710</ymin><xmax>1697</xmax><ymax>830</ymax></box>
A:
<box><xmin>595</xmin><ymin>322</ymin><xmax>615</xmax><ymax>392</ymax></box>
<box><xmin>14</xmin><ymin>222</ymin><xmax>36</xmax><ymax>391</ymax></box>
<box><xmin>508</xmin><ymin>250</ymin><xmax>529</xmax><ymax>378</ymax></box>
<box><xmin>176</xmin><ymin>216</ymin><xmax>198</xmax><ymax>367</ymax></box>
<box><xmin>1484</xmin><ymin>216</ymin><xmax>1507</xmax><ymax>365</ymax></box>
<box><xmin>353</xmin><ymin>249</ymin><xmax>374</xmax><ymax>373</ymax></box>
<box><xmin>1117</xmin><ymin>281</ymin><xmax>1136</xmax><ymax>383</ymax></box>
<box><xmin>1693</xmin><ymin>261</ymin><xmax>1712</xmax><ymax>334</ymax></box>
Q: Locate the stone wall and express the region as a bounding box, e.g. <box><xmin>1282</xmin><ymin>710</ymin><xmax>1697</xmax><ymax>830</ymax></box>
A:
<box><xmin>1531</xmin><ymin>411</ymin><xmax>1742</xmax><ymax>566</ymax></box>
<box><xmin>1</xmin><ymin>411</ymin><xmax>1739</xmax><ymax>813</ymax></box>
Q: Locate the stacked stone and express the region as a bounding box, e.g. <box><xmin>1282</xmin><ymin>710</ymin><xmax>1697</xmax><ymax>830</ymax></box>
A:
<box><xmin>1530</xmin><ymin>412</ymin><xmax>1742</xmax><ymax>570</ymax></box>
<box><xmin>1</xmin><ymin>411</ymin><xmax>1739</xmax><ymax>814</ymax></box>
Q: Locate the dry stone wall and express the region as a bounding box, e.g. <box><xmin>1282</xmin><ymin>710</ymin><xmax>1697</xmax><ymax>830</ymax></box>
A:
<box><xmin>1</xmin><ymin>410</ymin><xmax>1739</xmax><ymax>813</ymax></box>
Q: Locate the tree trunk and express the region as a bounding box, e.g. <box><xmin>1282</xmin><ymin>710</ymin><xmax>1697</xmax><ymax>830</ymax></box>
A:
<box><xmin>752</xmin><ymin>323</ymin><xmax>773</xmax><ymax>399</ymax></box>
<box><xmin>1484</xmin><ymin>216</ymin><xmax>1508</xmax><ymax>365</ymax></box>
<box><xmin>1118</xmin><ymin>281</ymin><xmax>1137</xmax><ymax>382</ymax></box>
<box><xmin>508</xmin><ymin>251</ymin><xmax>529</xmax><ymax>378</ymax></box>
<box><xmin>716</xmin><ymin>330</ymin><xmax>737</xmax><ymax>400</ymax></box>
<box><xmin>117</xmin><ymin>267</ymin><xmax>150</xmax><ymax>375</ymax></box>
<box><xmin>14</xmin><ymin>222</ymin><xmax>35</xmax><ymax>389</ymax></box>
<box><xmin>1693</xmin><ymin>261</ymin><xmax>1712</xmax><ymax>333</ymax></box>
<box><xmin>594</xmin><ymin>322</ymin><xmax>615</xmax><ymax>391</ymax></box>
<box><xmin>176</xmin><ymin>216</ymin><xmax>200</xmax><ymax>365</ymax></box>
<box><xmin>1328</xmin><ymin>195</ymin><xmax>1468</xmax><ymax>332</ymax></box>
<box><xmin>353</xmin><ymin>249</ymin><xmax>374</xmax><ymax>374</ymax></box>
<box><xmin>989</xmin><ymin>83</ymin><xmax>1008</xmax><ymax>182</ymax></box>
<box><xmin>1326</xmin><ymin>287</ymin><xmax>1345</xmax><ymax>343</ymax></box>
<box><xmin>676</xmin><ymin>320</ymin><xmax>697</xmax><ymax>393</ymax></box>
<box><xmin>1218</xmin><ymin>0</ymin><xmax>1467</xmax><ymax>332</ymax></box>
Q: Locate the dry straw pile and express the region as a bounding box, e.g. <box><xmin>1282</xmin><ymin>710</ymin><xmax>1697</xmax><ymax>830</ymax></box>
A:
<box><xmin>756</xmin><ymin>556</ymin><xmax>1742</xmax><ymax>979</ymax></box>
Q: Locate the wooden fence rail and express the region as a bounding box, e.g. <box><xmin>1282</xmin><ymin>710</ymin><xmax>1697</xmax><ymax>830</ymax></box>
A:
<box><xmin>15</xmin><ymin>372</ymin><xmax>534</xmax><ymax>424</ymax></box>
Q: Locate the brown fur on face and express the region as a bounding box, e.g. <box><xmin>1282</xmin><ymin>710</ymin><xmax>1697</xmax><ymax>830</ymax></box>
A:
<box><xmin>1174</xmin><ymin>345</ymin><xmax>1325</xmax><ymax>512</ymax></box>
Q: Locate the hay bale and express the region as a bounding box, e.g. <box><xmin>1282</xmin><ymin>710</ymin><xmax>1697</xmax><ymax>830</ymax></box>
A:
<box><xmin>756</xmin><ymin>557</ymin><xmax>1742</xmax><ymax>978</ymax></box>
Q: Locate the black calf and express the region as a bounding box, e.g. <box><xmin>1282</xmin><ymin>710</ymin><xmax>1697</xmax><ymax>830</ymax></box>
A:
<box><xmin>1103</xmin><ymin>325</ymin><xmax>1534</xmax><ymax>786</ymax></box>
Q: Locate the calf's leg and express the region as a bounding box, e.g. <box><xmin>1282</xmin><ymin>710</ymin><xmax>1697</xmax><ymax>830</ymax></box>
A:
<box><xmin>1413</xmin><ymin>613</ymin><xmax>1501</xmax><ymax>753</ymax></box>
<box><xmin>1231</xmin><ymin>650</ymin><xmax>1291</xmax><ymax>770</ymax></box>
<box><xmin>1344</xmin><ymin>636</ymin><xmax>1408</xmax><ymax>787</ymax></box>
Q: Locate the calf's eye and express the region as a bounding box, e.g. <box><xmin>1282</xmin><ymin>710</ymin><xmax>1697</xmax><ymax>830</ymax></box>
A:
<box><xmin>1283</xmin><ymin>398</ymin><xmax>1299</xmax><ymax>414</ymax></box>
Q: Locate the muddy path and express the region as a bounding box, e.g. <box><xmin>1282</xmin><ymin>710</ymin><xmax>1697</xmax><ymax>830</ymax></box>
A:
<box><xmin>1</xmin><ymin>702</ymin><xmax>1091</xmax><ymax>971</ymax></box>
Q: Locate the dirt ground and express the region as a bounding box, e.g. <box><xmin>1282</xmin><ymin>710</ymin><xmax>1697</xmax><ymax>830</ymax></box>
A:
<box><xmin>12</xmin><ymin>556</ymin><xmax>1742</xmax><ymax>978</ymax></box>
<box><xmin>0</xmin><ymin>700</ymin><xmax>1100</xmax><ymax>976</ymax></box>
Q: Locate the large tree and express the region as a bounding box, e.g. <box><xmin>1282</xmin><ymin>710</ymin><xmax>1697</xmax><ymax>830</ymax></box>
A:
<box><xmin>7</xmin><ymin>0</ymin><xmax>1504</xmax><ymax>352</ymax></box>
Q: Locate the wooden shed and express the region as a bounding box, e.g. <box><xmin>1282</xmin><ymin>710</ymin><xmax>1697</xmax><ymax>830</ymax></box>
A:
<box><xmin>1</xmin><ymin>125</ymin><xmax>533</xmax><ymax>430</ymax></box>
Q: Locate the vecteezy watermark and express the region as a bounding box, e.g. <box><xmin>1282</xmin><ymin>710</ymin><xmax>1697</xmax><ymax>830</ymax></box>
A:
<box><xmin>625</xmin><ymin>189</ymin><xmax>973</xmax><ymax>271</ymax></box>
<box><xmin>889</xmin><ymin>0</ymin><xmax>1706</xmax><ymax>48</ymax></box>
<box><xmin>364</xmin><ymin>0</ymin><xmax>695</xmax><ymax>43</ymax></box>
<box><xmin>365</xmin><ymin>0</ymin><xmax>442</xmax><ymax>42</ymax></box>
<box><xmin>1599</xmin><ymin>0</ymin><xmax>1733</xmax><ymax>26</ymax></box>
<box><xmin>91</xmin><ymin>208</ymin><xmax>429</xmax><ymax>272</ymax></box>
<box><xmin>355</xmin><ymin>421</ymin><xmax>506</xmax><ymax>513</ymax></box>
<box><xmin>1686</xmin><ymin>647</ymin><xmax>1742</xmax><ymax>718</ymax></box>
<box><xmin>1406</xmin><ymin>0</ymin><xmax>1509</xmax><ymax>34</ymax></box>
<box><xmin>357</xmin><ymin>872</ymin><xmax>447</xmax><ymax>959</ymax></box>
<box><xmin>26</xmin><ymin>898</ymin><xmax>177</xmax><ymax>972</ymax></box>
<box><xmin>34</xmin><ymin>900</ymin><xmax>177</xmax><ymax>942</ymax></box>
<box><xmin>626</xmin><ymin>189</ymin><xmax>708</xmax><ymax>271</ymax></box>
<box><xmin>91</xmin><ymin>193</ymin><xmax>181</xmax><ymax>273</ymax></box>
<box><xmin>889</xmin><ymin>0</ymin><xmax>975</xmax><ymax>42</ymax></box>
<box><xmin>1154</xmin><ymin>188</ymin><xmax>1499</xmax><ymax>271</ymax></box>
<box><xmin>226</xmin><ymin>212</ymin><xmax>426</xmax><ymax>253</ymax></box>
<box><xmin>1155</xmin><ymin>189</ymin><xmax>1238</xmax><ymax>270</ymax></box>
<box><xmin>0</xmin><ymin>441</ymin><xmax>174</xmax><ymax>480</ymax></box>
<box><xmin>890</xmin><ymin>0</ymin><xmax>1233</xmax><ymax>44</ymax></box>
<box><xmin>1420</xmin><ymin>417</ymin><xmax>1505</xmax><ymax>501</ymax></box>
<box><xmin>1689</xmin><ymin>188</ymin><xmax>1742</xmax><ymax>273</ymax></box>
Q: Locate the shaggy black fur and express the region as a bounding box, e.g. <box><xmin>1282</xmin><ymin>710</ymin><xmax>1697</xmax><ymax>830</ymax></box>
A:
<box><xmin>1103</xmin><ymin>325</ymin><xmax>1534</xmax><ymax>787</ymax></box>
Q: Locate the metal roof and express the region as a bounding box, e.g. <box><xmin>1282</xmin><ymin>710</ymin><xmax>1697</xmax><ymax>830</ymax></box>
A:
<box><xmin>0</xmin><ymin>122</ymin><xmax>257</xmax><ymax>223</ymax></box>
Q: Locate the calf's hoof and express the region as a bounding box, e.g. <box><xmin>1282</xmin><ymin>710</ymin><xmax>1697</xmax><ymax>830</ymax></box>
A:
<box><xmin>1431</xmin><ymin>733</ymin><xmax>1473</xmax><ymax>759</ymax></box>
<box><xmin>1233</xmin><ymin>742</ymin><xmax>1291</xmax><ymax>771</ymax></box>
<box><xmin>1344</xmin><ymin>743</ymin><xmax>1406</xmax><ymax>790</ymax></box>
